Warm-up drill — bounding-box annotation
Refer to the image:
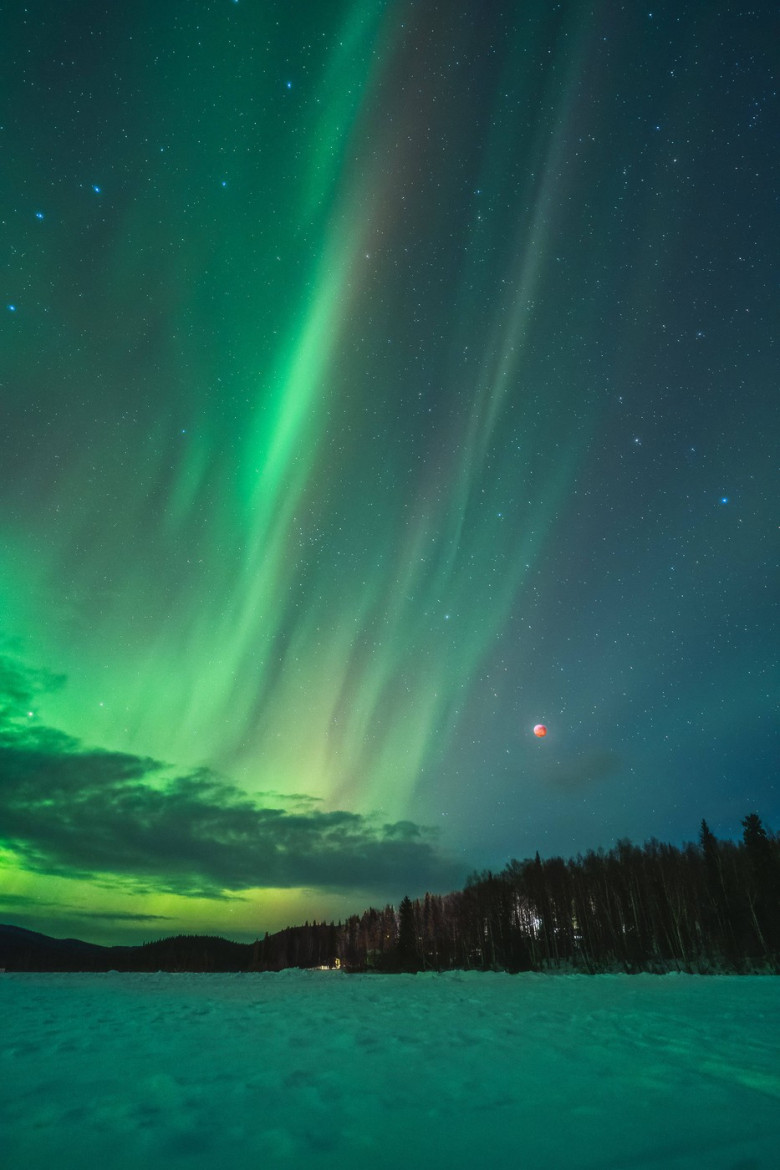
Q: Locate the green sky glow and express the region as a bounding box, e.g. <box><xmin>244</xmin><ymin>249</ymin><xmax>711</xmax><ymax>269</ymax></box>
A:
<box><xmin>1</xmin><ymin>0</ymin><xmax>776</xmax><ymax>943</ymax></box>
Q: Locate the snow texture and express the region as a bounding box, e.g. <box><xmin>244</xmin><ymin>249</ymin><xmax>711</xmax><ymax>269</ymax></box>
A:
<box><xmin>2</xmin><ymin>971</ymin><xmax>778</xmax><ymax>1169</ymax></box>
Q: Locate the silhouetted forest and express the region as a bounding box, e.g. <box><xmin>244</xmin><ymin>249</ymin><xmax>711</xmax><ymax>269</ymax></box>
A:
<box><xmin>330</xmin><ymin>814</ymin><xmax>779</xmax><ymax>975</ymax></box>
<box><xmin>2</xmin><ymin>814</ymin><xmax>778</xmax><ymax>973</ymax></box>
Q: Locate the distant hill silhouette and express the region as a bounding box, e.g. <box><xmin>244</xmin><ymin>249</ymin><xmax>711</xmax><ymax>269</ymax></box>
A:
<box><xmin>0</xmin><ymin>925</ymin><xmax>255</xmax><ymax>973</ymax></box>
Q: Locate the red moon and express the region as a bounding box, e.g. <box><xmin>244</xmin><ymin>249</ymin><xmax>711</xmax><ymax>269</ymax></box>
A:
<box><xmin>533</xmin><ymin>724</ymin><xmax>547</xmax><ymax>737</ymax></box>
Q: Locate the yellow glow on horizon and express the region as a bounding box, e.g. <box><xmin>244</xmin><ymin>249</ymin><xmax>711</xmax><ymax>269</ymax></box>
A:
<box><xmin>0</xmin><ymin>856</ymin><xmax>374</xmax><ymax>947</ymax></box>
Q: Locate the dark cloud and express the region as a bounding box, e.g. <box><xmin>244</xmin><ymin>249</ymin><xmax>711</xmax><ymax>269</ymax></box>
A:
<box><xmin>382</xmin><ymin>820</ymin><xmax>423</xmax><ymax>841</ymax></box>
<box><xmin>0</xmin><ymin>892</ymin><xmax>61</xmax><ymax>908</ymax></box>
<box><xmin>0</xmin><ymin>655</ymin><xmax>462</xmax><ymax>899</ymax></box>
<box><xmin>0</xmin><ymin>651</ymin><xmax>65</xmax><ymax>725</ymax></box>
<box><xmin>543</xmin><ymin>749</ymin><xmax>622</xmax><ymax>791</ymax></box>
<box><xmin>72</xmin><ymin>911</ymin><xmax>175</xmax><ymax>923</ymax></box>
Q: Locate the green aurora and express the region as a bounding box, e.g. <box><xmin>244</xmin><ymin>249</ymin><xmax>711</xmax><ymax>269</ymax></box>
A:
<box><xmin>1</xmin><ymin>0</ymin><xmax>776</xmax><ymax>943</ymax></box>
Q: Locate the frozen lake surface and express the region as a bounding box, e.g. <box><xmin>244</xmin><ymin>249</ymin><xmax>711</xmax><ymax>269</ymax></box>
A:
<box><xmin>2</xmin><ymin>970</ymin><xmax>778</xmax><ymax>1169</ymax></box>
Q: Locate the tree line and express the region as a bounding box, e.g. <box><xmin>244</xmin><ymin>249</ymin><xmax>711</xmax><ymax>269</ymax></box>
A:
<box><xmin>254</xmin><ymin>813</ymin><xmax>779</xmax><ymax>975</ymax></box>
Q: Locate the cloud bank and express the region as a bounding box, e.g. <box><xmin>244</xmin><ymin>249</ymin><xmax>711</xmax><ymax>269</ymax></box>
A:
<box><xmin>0</xmin><ymin>655</ymin><xmax>461</xmax><ymax>900</ymax></box>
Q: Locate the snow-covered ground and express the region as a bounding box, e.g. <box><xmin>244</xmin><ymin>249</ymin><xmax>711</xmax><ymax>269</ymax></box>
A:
<box><xmin>2</xmin><ymin>971</ymin><xmax>778</xmax><ymax>1169</ymax></box>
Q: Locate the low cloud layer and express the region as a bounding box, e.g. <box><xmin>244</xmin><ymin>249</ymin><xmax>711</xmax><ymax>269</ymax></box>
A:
<box><xmin>0</xmin><ymin>655</ymin><xmax>461</xmax><ymax>899</ymax></box>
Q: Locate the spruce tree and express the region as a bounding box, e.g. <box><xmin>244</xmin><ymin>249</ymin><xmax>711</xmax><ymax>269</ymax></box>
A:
<box><xmin>396</xmin><ymin>896</ymin><xmax>419</xmax><ymax>972</ymax></box>
<box><xmin>742</xmin><ymin>814</ymin><xmax>780</xmax><ymax>957</ymax></box>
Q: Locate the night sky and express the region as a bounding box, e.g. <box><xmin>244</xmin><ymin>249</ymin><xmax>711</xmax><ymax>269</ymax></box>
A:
<box><xmin>1</xmin><ymin>0</ymin><xmax>777</xmax><ymax>946</ymax></box>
